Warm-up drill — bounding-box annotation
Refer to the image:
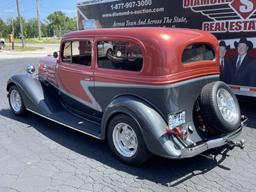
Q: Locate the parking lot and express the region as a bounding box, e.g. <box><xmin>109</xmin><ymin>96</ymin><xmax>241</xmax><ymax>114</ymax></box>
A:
<box><xmin>0</xmin><ymin>57</ymin><xmax>256</xmax><ymax>192</ymax></box>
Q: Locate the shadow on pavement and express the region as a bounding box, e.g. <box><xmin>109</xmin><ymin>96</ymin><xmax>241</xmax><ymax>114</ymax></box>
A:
<box><xmin>0</xmin><ymin>108</ymin><xmax>241</xmax><ymax>187</ymax></box>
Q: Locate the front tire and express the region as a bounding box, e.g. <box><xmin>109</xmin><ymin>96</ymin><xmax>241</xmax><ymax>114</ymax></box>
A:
<box><xmin>8</xmin><ymin>85</ymin><xmax>26</xmax><ymax>116</ymax></box>
<box><xmin>107</xmin><ymin>114</ymin><xmax>151</xmax><ymax>165</ymax></box>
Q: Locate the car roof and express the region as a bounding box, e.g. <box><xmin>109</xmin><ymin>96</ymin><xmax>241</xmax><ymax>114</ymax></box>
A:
<box><xmin>61</xmin><ymin>27</ymin><xmax>219</xmax><ymax>78</ymax></box>
<box><xmin>63</xmin><ymin>27</ymin><xmax>210</xmax><ymax>40</ymax></box>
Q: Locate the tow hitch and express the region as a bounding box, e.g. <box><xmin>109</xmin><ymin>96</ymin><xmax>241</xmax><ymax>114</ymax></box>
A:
<box><xmin>225</xmin><ymin>115</ymin><xmax>247</xmax><ymax>150</ymax></box>
<box><xmin>199</xmin><ymin>138</ymin><xmax>245</xmax><ymax>161</ymax></box>
<box><xmin>227</xmin><ymin>139</ymin><xmax>245</xmax><ymax>149</ymax></box>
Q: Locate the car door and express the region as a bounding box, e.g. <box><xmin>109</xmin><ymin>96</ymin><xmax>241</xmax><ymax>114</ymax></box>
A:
<box><xmin>57</xmin><ymin>39</ymin><xmax>100</xmax><ymax>118</ymax></box>
<box><xmin>94</xmin><ymin>39</ymin><xmax>144</xmax><ymax>111</ymax></box>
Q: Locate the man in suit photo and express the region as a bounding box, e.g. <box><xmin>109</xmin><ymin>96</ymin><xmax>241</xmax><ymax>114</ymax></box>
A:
<box><xmin>225</xmin><ymin>37</ymin><xmax>255</xmax><ymax>86</ymax></box>
<box><xmin>219</xmin><ymin>40</ymin><xmax>231</xmax><ymax>83</ymax></box>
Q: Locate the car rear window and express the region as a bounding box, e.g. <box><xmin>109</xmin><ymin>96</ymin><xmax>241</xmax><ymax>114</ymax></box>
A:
<box><xmin>182</xmin><ymin>44</ymin><xmax>215</xmax><ymax>64</ymax></box>
<box><xmin>97</xmin><ymin>40</ymin><xmax>143</xmax><ymax>72</ymax></box>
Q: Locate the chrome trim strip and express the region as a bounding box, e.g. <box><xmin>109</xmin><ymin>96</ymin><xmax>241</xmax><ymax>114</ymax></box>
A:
<box><xmin>26</xmin><ymin>108</ymin><xmax>102</xmax><ymax>140</ymax></box>
<box><xmin>232</xmin><ymin>89</ymin><xmax>256</xmax><ymax>97</ymax></box>
<box><xmin>94</xmin><ymin>75</ymin><xmax>219</xmax><ymax>89</ymax></box>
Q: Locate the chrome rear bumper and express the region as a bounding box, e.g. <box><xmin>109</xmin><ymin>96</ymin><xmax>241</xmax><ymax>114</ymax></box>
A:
<box><xmin>180</xmin><ymin>126</ymin><xmax>243</xmax><ymax>158</ymax></box>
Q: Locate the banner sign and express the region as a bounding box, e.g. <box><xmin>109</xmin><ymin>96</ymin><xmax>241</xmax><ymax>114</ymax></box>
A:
<box><xmin>77</xmin><ymin>0</ymin><xmax>256</xmax><ymax>88</ymax></box>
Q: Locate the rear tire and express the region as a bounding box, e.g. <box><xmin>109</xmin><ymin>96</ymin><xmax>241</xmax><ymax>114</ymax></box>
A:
<box><xmin>107</xmin><ymin>114</ymin><xmax>151</xmax><ymax>165</ymax></box>
<box><xmin>8</xmin><ymin>85</ymin><xmax>26</xmax><ymax>116</ymax></box>
<box><xmin>200</xmin><ymin>81</ymin><xmax>241</xmax><ymax>133</ymax></box>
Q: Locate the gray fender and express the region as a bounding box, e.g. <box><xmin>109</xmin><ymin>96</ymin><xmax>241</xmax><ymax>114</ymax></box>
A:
<box><xmin>7</xmin><ymin>74</ymin><xmax>52</xmax><ymax>116</ymax></box>
<box><xmin>101</xmin><ymin>96</ymin><xmax>181</xmax><ymax>158</ymax></box>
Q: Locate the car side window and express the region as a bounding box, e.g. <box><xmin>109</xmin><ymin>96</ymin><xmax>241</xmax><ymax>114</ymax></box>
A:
<box><xmin>62</xmin><ymin>40</ymin><xmax>92</xmax><ymax>66</ymax></box>
<box><xmin>182</xmin><ymin>44</ymin><xmax>215</xmax><ymax>64</ymax></box>
<box><xmin>97</xmin><ymin>40</ymin><xmax>143</xmax><ymax>71</ymax></box>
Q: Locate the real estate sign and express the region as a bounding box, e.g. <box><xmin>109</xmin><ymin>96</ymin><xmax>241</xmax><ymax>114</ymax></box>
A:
<box><xmin>77</xmin><ymin>0</ymin><xmax>256</xmax><ymax>96</ymax></box>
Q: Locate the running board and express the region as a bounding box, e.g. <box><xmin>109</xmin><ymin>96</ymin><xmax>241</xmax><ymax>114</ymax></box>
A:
<box><xmin>27</xmin><ymin>109</ymin><xmax>102</xmax><ymax>140</ymax></box>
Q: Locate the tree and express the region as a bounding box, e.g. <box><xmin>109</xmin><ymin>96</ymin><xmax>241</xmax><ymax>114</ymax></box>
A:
<box><xmin>47</xmin><ymin>11</ymin><xmax>67</xmax><ymax>36</ymax></box>
<box><xmin>1</xmin><ymin>11</ymin><xmax>77</xmax><ymax>39</ymax></box>
<box><xmin>41</xmin><ymin>23</ymin><xmax>49</xmax><ymax>37</ymax></box>
<box><xmin>66</xmin><ymin>17</ymin><xmax>77</xmax><ymax>31</ymax></box>
<box><xmin>7</xmin><ymin>17</ymin><xmax>26</xmax><ymax>39</ymax></box>
<box><xmin>47</xmin><ymin>11</ymin><xmax>76</xmax><ymax>37</ymax></box>
<box><xmin>24</xmin><ymin>19</ymin><xmax>38</xmax><ymax>38</ymax></box>
<box><xmin>0</xmin><ymin>18</ymin><xmax>9</xmax><ymax>38</ymax></box>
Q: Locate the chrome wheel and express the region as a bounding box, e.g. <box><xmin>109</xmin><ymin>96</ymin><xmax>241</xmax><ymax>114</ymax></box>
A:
<box><xmin>217</xmin><ymin>88</ymin><xmax>239</xmax><ymax>123</ymax></box>
<box><xmin>112</xmin><ymin>122</ymin><xmax>138</xmax><ymax>158</ymax></box>
<box><xmin>10</xmin><ymin>89</ymin><xmax>22</xmax><ymax>113</ymax></box>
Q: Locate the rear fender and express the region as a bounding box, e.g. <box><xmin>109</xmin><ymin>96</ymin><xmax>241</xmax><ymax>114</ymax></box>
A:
<box><xmin>101</xmin><ymin>96</ymin><xmax>181</xmax><ymax>158</ymax></box>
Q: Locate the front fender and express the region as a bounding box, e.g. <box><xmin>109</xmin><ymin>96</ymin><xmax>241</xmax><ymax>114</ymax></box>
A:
<box><xmin>101</xmin><ymin>96</ymin><xmax>181</xmax><ymax>158</ymax></box>
<box><xmin>7</xmin><ymin>74</ymin><xmax>52</xmax><ymax>116</ymax></box>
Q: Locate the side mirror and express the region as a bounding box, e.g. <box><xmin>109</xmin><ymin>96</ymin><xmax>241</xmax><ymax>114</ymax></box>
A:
<box><xmin>26</xmin><ymin>64</ymin><xmax>35</xmax><ymax>74</ymax></box>
<box><xmin>53</xmin><ymin>51</ymin><xmax>58</xmax><ymax>58</ymax></box>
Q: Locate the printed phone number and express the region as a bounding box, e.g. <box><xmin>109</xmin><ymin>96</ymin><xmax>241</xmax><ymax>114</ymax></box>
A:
<box><xmin>110</xmin><ymin>0</ymin><xmax>152</xmax><ymax>10</ymax></box>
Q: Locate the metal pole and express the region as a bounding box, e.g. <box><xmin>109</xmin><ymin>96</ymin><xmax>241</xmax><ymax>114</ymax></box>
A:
<box><xmin>11</xmin><ymin>18</ymin><xmax>14</xmax><ymax>35</ymax></box>
<box><xmin>11</xmin><ymin>18</ymin><xmax>15</xmax><ymax>50</ymax></box>
<box><xmin>76</xmin><ymin>8</ymin><xmax>79</xmax><ymax>31</ymax></box>
<box><xmin>15</xmin><ymin>0</ymin><xmax>25</xmax><ymax>47</ymax></box>
<box><xmin>36</xmin><ymin>0</ymin><xmax>41</xmax><ymax>39</ymax></box>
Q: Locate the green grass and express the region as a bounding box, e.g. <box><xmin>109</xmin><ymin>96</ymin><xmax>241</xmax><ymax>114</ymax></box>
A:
<box><xmin>14</xmin><ymin>38</ymin><xmax>60</xmax><ymax>44</ymax></box>
<box><xmin>4</xmin><ymin>45</ymin><xmax>43</xmax><ymax>51</ymax></box>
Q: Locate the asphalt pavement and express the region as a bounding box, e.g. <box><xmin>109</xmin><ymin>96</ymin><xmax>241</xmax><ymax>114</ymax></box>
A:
<box><xmin>0</xmin><ymin>57</ymin><xmax>256</xmax><ymax>192</ymax></box>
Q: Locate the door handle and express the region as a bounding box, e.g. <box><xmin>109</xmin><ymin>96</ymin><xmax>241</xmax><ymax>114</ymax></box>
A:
<box><xmin>84</xmin><ymin>77</ymin><xmax>92</xmax><ymax>81</ymax></box>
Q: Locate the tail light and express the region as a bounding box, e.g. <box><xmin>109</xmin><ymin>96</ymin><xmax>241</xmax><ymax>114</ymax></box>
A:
<box><xmin>166</xmin><ymin>127</ymin><xmax>188</xmax><ymax>140</ymax></box>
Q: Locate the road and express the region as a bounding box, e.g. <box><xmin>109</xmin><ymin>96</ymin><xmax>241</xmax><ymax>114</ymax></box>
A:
<box><xmin>0</xmin><ymin>57</ymin><xmax>256</xmax><ymax>192</ymax></box>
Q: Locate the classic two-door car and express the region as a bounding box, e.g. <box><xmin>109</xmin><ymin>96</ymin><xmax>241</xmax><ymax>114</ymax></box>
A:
<box><xmin>7</xmin><ymin>27</ymin><xmax>245</xmax><ymax>165</ymax></box>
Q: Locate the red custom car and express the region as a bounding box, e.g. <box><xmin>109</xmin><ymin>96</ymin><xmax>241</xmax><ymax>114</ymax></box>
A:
<box><xmin>7</xmin><ymin>28</ymin><xmax>245</xmax><ymax>165</ymax></box>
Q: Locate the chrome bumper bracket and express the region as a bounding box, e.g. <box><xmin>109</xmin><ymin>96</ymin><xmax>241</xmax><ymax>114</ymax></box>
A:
<box><xmin>226</xmin><ymin>139</ymin><xmax>245</xmax><ymax>149</ymax></box>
